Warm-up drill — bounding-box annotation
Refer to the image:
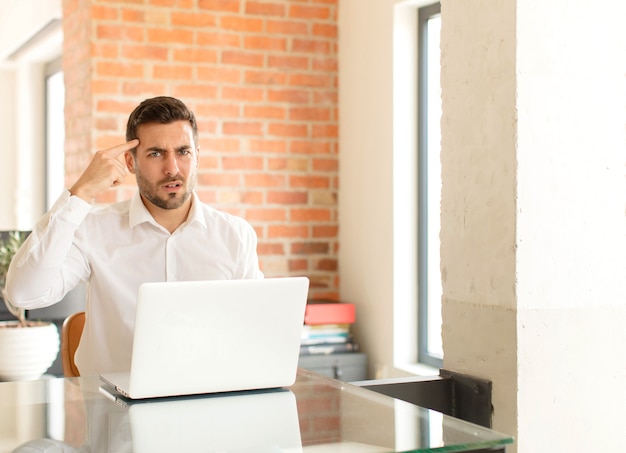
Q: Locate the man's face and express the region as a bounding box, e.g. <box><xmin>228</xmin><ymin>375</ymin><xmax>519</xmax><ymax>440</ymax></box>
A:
<box><xmin>125</xmin><ymin>120</ymin><xmax>199</xmax><ymax>211</ymax></box>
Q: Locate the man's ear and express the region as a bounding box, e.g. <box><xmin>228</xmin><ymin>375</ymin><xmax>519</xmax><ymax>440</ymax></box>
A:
<box><xmin>125</xmin><ymin>151</ymin><xmax>136</xmax><ymax>174</ymax></box>
<box><xmin>195</xmin><ymin>146</ymin><xmax>200</xmax><ymax>168</ymax></box>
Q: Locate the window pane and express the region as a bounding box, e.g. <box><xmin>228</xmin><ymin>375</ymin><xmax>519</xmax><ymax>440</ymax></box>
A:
<box><xmin>46</xmin><ymin>70</ymin><xmax>65</xmax><ymax>210</ymax></box>
<box><xmin>426</xmin><ymin>14</ymin><xmax>442</xmax><ymax>359</ymax></box>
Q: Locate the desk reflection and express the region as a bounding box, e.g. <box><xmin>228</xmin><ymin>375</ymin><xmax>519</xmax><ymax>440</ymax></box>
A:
<box><xmin>0</xmin><ymin>371</ymin><xmax>512</xmax><ymax>453</ymax></box>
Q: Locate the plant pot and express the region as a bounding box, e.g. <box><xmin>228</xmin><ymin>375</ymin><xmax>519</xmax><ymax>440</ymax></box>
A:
<box><xmin>0</xmin><ymin>321</ymin><xmax>60</xmax><ymax>381</ymax></box>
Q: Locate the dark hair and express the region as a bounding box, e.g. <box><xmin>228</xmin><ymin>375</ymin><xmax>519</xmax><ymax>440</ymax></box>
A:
<box><xmin>125</xmin><ymin>96</ymin><xmax>198</xmax><ymax>145</ymax></box>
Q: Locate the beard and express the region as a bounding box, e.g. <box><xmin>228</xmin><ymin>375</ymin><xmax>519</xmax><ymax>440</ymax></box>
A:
<box><xmin>135</xmin><ymin>170</ymin><xmax>196</xmax><ymax>210</ymax></box>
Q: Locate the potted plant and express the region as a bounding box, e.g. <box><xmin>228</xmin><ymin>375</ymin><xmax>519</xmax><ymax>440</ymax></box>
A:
<box><xmin>0</xmin><ymin>231</ymin><xmax>60</xmax><ymax>381</ymax></box>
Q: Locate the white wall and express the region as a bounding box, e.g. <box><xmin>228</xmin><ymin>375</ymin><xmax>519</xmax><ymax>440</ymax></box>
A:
<box><xmin>340</xmin><ymin>0</ymin><xmax>626</xmax><ymax>451</ymax></box>
<box><xmin>339</xmin><ymin>0</ymin><xmax>434</xmax><ymax>380</ymax></box>
<box><xmin>0</xmin><ymin>68</ymin><xmax>17</xmax><ymax>229</ymax></box>
<box><xmin>0</xmin><ymin>0</ymin><xmax>62</xmax><ymax>230</ymax></box>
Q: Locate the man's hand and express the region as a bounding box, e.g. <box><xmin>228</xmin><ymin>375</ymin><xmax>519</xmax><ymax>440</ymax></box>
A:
<box><xmin>69</xmin><ymin>140</ymin><xmax>139</xmax><ymax>202</ymax></box>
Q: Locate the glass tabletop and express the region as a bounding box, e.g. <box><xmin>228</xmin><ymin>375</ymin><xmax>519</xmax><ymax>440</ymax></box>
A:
<box><xmin>0</xmin><ymin>369</ymin><xmax>513</xmax><ymax>452</ymax></box>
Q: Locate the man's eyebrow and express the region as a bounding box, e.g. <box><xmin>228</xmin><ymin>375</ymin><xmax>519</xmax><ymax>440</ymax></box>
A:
<box><xmin>144</xmin><ymin>145</ymin><xmax>191</xmax><ymax>152</ymax></box>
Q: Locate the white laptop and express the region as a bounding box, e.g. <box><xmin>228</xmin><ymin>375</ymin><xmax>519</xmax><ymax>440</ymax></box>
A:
<box><xmin>100</xmin><ymin>277</ymin><xmax>309</xmax><ymax>399</ymax></box>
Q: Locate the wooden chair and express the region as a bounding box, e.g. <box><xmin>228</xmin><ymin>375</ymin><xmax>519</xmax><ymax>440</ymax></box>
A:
<box><xmin>61</xmin><ymin>311</ymin><xmax>85</xmax><ymax>377</ymax></box>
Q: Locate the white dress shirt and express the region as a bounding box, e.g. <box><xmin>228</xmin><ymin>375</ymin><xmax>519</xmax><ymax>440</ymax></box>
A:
<box><xmin>5</xmin><ymin>190</ymin><xmax>263</xmax><ymax>376</ymax></box>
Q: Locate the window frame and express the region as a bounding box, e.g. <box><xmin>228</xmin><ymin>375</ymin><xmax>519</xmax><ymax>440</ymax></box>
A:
<box><xmin>417</xmin><ymin>2</ymin><xmax>443</xmax><ymax>369</ymax></box>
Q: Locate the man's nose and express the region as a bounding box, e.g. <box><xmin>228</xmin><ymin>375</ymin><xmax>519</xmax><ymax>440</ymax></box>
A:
<box><xmin>164</xmin><ymin>152</ymin><xmax>179</xmax><ymax>176</ymax></box>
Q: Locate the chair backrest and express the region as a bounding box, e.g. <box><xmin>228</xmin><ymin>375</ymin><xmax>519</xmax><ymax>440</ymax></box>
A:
<box><xmin>61</xmin><ymin>311</ymin><xmax>85</xmax><ymax>377</ymax></box>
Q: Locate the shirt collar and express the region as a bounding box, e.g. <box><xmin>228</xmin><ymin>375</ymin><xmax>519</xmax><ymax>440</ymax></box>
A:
<box><xmin>129</xmin><ymin>191</ymin><xmax>207</xmax><ymax>230</ymax></box>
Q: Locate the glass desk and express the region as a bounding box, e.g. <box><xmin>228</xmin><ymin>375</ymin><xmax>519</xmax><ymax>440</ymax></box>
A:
<box><xmin>0</xmin><ymin>369</ymin><xmax>513</xmax><ymax>452</ymax></box>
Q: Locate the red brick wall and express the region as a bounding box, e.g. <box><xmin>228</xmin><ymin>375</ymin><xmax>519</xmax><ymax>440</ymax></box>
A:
<box><xmin>62</xmin><ymin>0</ymin><xmax>339</xmax><ymax>299</ymax></box>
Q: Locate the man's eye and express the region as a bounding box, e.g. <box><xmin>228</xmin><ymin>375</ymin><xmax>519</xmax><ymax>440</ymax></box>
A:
<box><xmin>148</xmin><ymin>151</ymin><xmax>162</xmax><ymax>158</ymax></box>
<box><xmin>178</xmin><ymin>149</ymin><xmax>191</xmax><ymax>155</ymax></box>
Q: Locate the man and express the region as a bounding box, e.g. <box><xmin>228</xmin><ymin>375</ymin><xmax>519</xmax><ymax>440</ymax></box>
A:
<box><xmin>5</xmin><ymin>96</ymin><xmax>263</xmax><ymax>376</ymax></box>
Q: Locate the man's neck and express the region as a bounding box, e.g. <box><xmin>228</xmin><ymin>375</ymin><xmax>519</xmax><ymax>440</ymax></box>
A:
<box><xmin>141</xmin><ymin>195</ymin><xmax>193</xmax><ymax>234</ymax></box>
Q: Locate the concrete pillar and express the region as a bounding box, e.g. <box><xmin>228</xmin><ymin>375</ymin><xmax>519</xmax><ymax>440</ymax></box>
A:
<box><xmin>440</xmin><ymin>1</ymin><xmax>626</xmax><ymax>451</ymax></box>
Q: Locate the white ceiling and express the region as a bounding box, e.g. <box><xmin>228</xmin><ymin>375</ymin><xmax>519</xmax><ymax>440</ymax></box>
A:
<box><xmin>0</xmin><ymin>0</ymin><xmax>62</xmax><ymax>64</ymax></box>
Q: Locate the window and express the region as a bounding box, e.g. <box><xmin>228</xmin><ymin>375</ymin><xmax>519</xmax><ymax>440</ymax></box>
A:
<box><xmin>45</xmin><ymin>57</ymin><xmax>64</xmax><ymax>210</ymax></box>
<box><xmin>417</xmin><ymin>3</ymin><xmax>442</xmax><ymax>368</ymax></box>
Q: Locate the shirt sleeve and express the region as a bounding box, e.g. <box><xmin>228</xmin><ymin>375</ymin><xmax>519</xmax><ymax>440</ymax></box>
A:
<box><xmin>4</xmin><ymin>190</ymin><xmax>92</xmax><ymax>309</ymax></box>
<box><xmin>239</xmin><ymin>221</ymin><xmax>264</xmax><ymax>279</ymax></box>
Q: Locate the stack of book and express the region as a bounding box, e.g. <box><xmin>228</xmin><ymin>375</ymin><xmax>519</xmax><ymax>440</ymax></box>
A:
<box><xmin>300</xmin><ymin>300</ymin><xmax>359</xmax><ymax>356</ymax></box>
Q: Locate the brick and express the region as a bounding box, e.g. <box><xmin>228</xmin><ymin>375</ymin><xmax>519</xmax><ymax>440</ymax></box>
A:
<box><xmin>311</xmin><ymin>190</ymin><xmax>336</xmax><ymax>206</ymax></box>
<box><xmin>267</xmin><ymin>191</ymin><xmax>308</xmax><ymax>204</ymax></box>
<box><xmin>312</xmin><ymin>124</ymin><xmax>338</xmax><ymax>138</ymax></box>
<box><xmin>196</xmin><ymin>102</ymin><xmax>240</xmax><ymax>117</ymax></box>
<box><xmin>244</xmin><ymin>36</ymin><xmax>287</xmax><ymax>51</ymax></box>
<box><xmin>122</xmin><ymin>81</ymin><xmax>167</xmax><ymax>96</ymax></box>
<box><xmin>244</xmin><ymin>173</ymin><xmax>286</xmax><ymax>187</ymax></box>
<box><xmin>248</xmin><ymin>139</ymin><xmax>287</xmax><ymax>153</ymax></box>
<box><xmin>257</xmin><ymin>242</ymin><xmax>285</xmax><ymax>255</ymax></box>
<box><xmin>289</xmin><ymin>259</ymin><xmax>308</xmax><ymax>272</ymax></box>
<box><xmin>244</xmin><ymin>105</ymin><xmax>286</xmax><ymax>119</ymax></box>
<box><xmin>312</xmin><ymin>23</ymin><xmax>337</xmax><ymax>39</ymax></box>
<box><xmin>91</xmin><ymin>79</ymin><xmax>120</xmax><ymax>95</ymax></box>
<box><xmin>288</xmin><ymin>73</ymin><xmax>333</xmax><ymax>88</ymax></box>
<box><xmin>198</xmin><ymin>0</ymin><xmax>241</xmax><ymax>12</ymax></box>
<box><xmin>91</xmin><ymin>5</ymin><xmax>119</xmax><ymax>20</ymax></box>
<box><xmin>198</xmin><ymin>154</ymin><xmax>219</xmax><ymax>168</ymax></box>
<box><xmin>173</xmin><ymin>48</ymin><xmax>218</xmax><ymax>63</ymax></box>
<box><xmin>203</xmin><ymin>138</ymin><xmax>241</xmax><ymax>152</ymax></box>
<box><xmin>220</xmin><ymin>15</ymin><xmax>264</xmax><ymax>32</ymax></box>
<box><xmin>315</xmin><ymin>258</ymin><xmax>337</xmax><ymax>271</ymax></box>
<box><xmin>312</xmin><ymin>158</ymin><xmax>338</xmax><ymax>171</ymax></box>
<box><xmin>313</xmin><ymin>91</ymin><xmax>338</xmax><ymax>104</ymax></box>
<box><xmin>267</xmin><ymin>123</ymin><xmax>308</xmax><ymax>137</ymax></box>
<box><xmin>267</xmin><ymin>55</ymin><xmax>309</xmax><ymax>70</ymax></box>
<box><xmin>147</xmin><ymin>28</ymin><xmax>193</xmax><ymax>44</ymax></box>
<box><xmin>244</xmin><ymin>70</ymin><xmax>288</xmax><ymax>85</ymax></box>
<box><xmin>121</xmin><ymin>8</ymin><xmax>145</xmax><ymax>23</ymax></box>
<box><xmin>289</xmin><ymin>5</ymin><xmax>330</xmax><ymax>20</ymax></box>
<box><xmin>121</xmin><ymin>44</ymin><xmax>169</xmax><ymax>60</ymax></box>
<box><xmin>246</xmin><ymin>1</ymin><xmax>286</xmax><ymax>17</ymax></box>
<box><xmin>290</xmin><ymin>141</ymin><xmax>331</xmax><ymax>154</ymax></box>
<box><xmin>172</xmin><ymin>84</ymin><xmax>219</xmax><ymax>99</ymax></box>
<box><xmin>96</xmin><ymin>99</ymin><xmax>140</xmax><ymax>114</ymax></box>
<box><xmin>95</xmin><ymin>134</ymin><xmax>128</xmax><ymax>149</ymax></box>
<box><xmin>312</xmin><ymin>57</ymin><xmax>337</xmax><ymax>72</ymax></box>
<box><xmin>291</xmin><ymin>242</ymin><xmax>329</xmax><ymax>254</ymax></box>
<box><xmin>218</xmin><ymin>191</ymin><xmax>241</xmax><ymax>204</ymax></box>
<box><xmin>268</xmin><ymin>157</ymin><xmax>308</xmax><ymax>171</ymax></box>
<box><xmin>289</xmin><ymin>175</ymin><xmax>330</xmax><ymax>188</ymax></box>
<box><xmin>267</xmin><ymin>225</ymin><xmax>309</xmax><ymax>239</ymax></box>
<box><xmin>222</xmin><ymin>86</ymin><xmax>264</xmax><ymax>102</ymax></box>
<box><xmin>222</xmin><ymin>121</ymin><xmax>263</xmax><ymax>135</ymax></box>
<box><xmin>292</xmin><ymin>39</ymin><xmax>330</xmax><ymax>54</ymax></box>
<box><xmin>94</xmin><ymin>117</ymin><xmax>119</xmax><ymax>131</ymax></box>
<box><xmin>222</xmin><ymin>50</ymin><xmax>264</xmax><ymax>67</ymax></box>
<box><xmin>268</xmin><ymin>89</ymin><xmax>310</xmax><ymax>104</ymax></box>
<box><xmin>198</xmin><ymin>172</ymin><xmax>241</xmax><ymax>186</ymax></box>
<box><xmin>291</xmin><ymin>208</ymin><xmax>331</xmax><ymax>222</ymax></box>
<box><xmin>196</xmin><ymin>31</ymin><xmax>241</xmax><ymax>47</ymax></box>
<box><xmin>241</xmin><ymin>191</ymin><xmax>264</xmax><ymax>204</ymax></box>
<box><xmin>222</xmin><ymin>156</ymin><xmax>264</xmax><ymax>170</ymax></box>
<box><xmin>267</xmin><ymin>19</ymin><xmax>309</xmax><ymax>36</ymax></box>
<box><xmin>152</xmin><ymin>64</ymin><xmax>193</xmax><ymax>80</ymax></box>
<box><xmin>246</xmin><ymin>208</ymin><xmax>287</xmax><ymax>222</ymax></box>
<box><xmin>289</xmin><ymin>107</ymin><xmax>330</xmax><ymax>121</ymax></box>
<box><xmin>197</xmin><ymin>66</ymin><xmax>241</xmax><ymax>83</ymax></box>
<box><xmin>96</xmin><ymin>24</ymin><xmax>145</xmax><ymax>42</ymax></box>
<box><xmin>172</xmin><ymin>11</ymin><xmax>217</xmax><ymax>27</ymax></box>
<box><xmin>313</xmin><ymin>225</ymin><xmax>338</xmax><ymax>238</ymax></box>
<box><xmin>152</xmin><ymin>0</ymin><xmax>194</xmax><ymax>7</ymax></box>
